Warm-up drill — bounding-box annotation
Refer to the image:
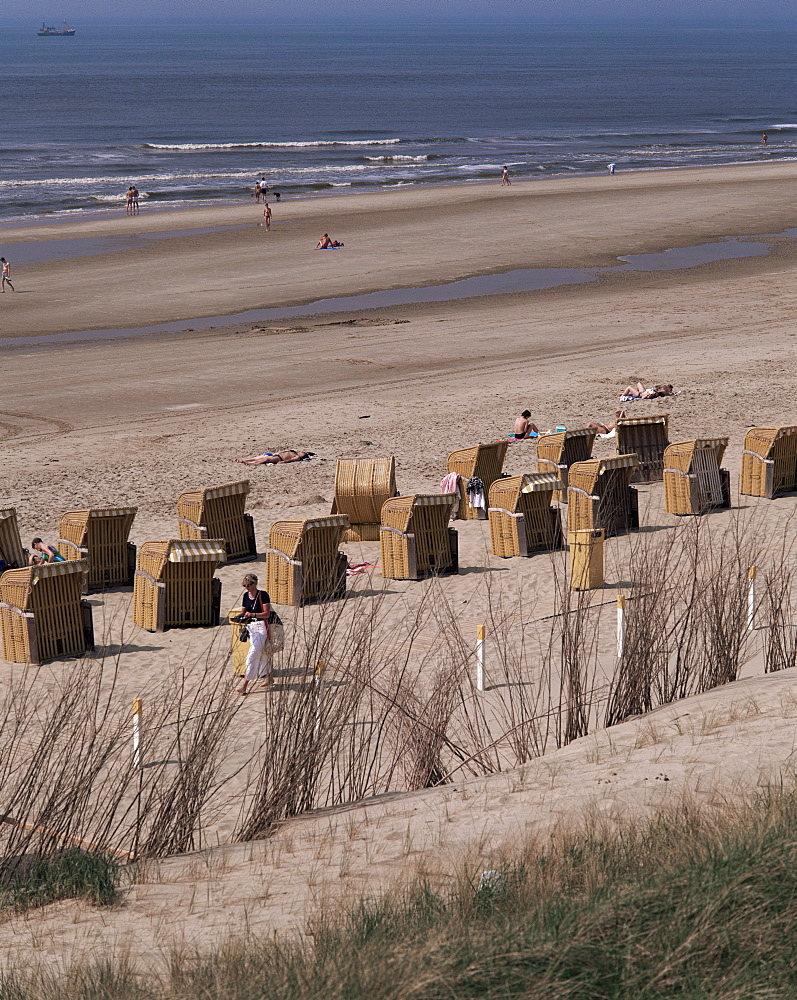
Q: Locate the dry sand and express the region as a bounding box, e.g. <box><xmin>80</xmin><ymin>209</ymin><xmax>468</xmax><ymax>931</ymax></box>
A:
<box><xmin>1</xmin><ymin>161</ymin><xmax>797</xmax><ymax>972</ymax></box>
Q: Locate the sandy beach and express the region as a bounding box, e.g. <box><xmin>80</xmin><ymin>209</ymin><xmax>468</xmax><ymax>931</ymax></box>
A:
<box><xmin>1</xmin><ymin>160</ymin><xmax>797</xmax><ymax>972</ymax></box>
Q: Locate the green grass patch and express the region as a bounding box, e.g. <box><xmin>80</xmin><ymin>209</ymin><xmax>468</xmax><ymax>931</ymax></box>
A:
<box><xmin>0</xmin><ymin>849</ymin><xmax>119</xmax><ymax>913</ymax></box>
<box><xmin>6</xmin><ymin>788</ymin><xmax>797</xmax><ymax>998</ymax></box>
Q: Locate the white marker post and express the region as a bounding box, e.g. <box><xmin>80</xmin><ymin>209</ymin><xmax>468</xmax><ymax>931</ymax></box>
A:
<box><xmin>314</xmin><ymin>659</ymin><xmax>325</xmax><ymax>735</ymax></box>
<box><xmin>476</xmin><ymin>625</ymin><xmax>485</xmax><ymax>692</ymax></box>
<box><xmin>132</xmin><ymin>698</ymin><xmax>142</xmax><ymax>769</ymax></box>
<box><xmin>616</xmin><ymin>595</ymin><xmax>625</xmax><ymax>658</ymax></box>
<box><xmin>748</xmin><ymin>566</ymin><xmax>756</xmax><ymax>632</ymax></box>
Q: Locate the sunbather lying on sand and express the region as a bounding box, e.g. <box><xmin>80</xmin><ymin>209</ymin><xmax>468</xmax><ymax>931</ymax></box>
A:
<box><xmin>235</xmin><ymin>450</ymin><xmax>315</xmax><ymax>466</ymax></box>
<box><xmin>587</xmin><ymin>409</ymin><xmax>627</xmax><ymax>435</ymax></box>
<box><xmin>619</xmin><ymin>382</ymin><xmax>678</xmax><ymax>401</ymax></box>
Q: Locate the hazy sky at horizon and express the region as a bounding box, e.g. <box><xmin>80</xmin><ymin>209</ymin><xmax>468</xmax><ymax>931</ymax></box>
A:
<box><xmin>7</xmin><ymin>0</ymin><xmax>795</xmax><ymax>23</ymax></box>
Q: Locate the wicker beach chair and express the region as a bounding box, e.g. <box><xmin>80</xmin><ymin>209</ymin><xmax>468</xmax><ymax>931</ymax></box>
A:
<box><xmin>176</xmin><ymin>481</ymin><xmax>256</xmax><ymax>563</ymax></box>
<box><xmin>0</xmin><ymin>560</ymin><xmax>92</xmax><ymax>663</ymax></box>
<box><xmin>446</xmin><ymin>442</ymin><xmax>507</xmax><ymax>520</ymax></box>
<box><xmin>265</xmin><ymin>515</ymin><xmax>349</xmax><ymax>606</ymax></box>
<box><xmin>740</xmin><ymin>426</ymin><xmax>797</xmax><ymax>498</ymax></box>
<box><xmin>567</xmin><ymin>454</ymin><xmax>640</xmax><ymax>537</ymax></box>
<box><xmin>132</xmin><ymin>539</ymin><xmax>225</xmax><ymax>632</ymax></box>
<box><xmin>664</xmin><ymin>439</ymin><xmax>730</xmax><ymax>515</ymax></box>
<box><xmin>380</xmin><ymin>494</ymin><xmax>458</xmax><ymax>580</ymax></box>
<box><xmin>332</xmin><ymin>457</ymin><xmax>397</xmax><ymax>541</ymax></box>
<box><xmin>0</xmin><ymin>509</ymin><xmax>25</xmax><ymax>570</ymax></box>
<box><xmin>615</xmin><ymin>413</ymin><xmax>670</xmax><ymax>482</ymax></box>
<box><xmin>536</xmin><ymin>429</ymin><xmax>596</xmax><ymax>499</ymax></box>
<box><xmin>56</xmin><ymin>507</ymin><xmax>137</xmax><ymax>590</ymax></box>
<box><xmin>488</xmin><ymin>474</ymin><xmax>563</xmax><ymax>558</ymax></box>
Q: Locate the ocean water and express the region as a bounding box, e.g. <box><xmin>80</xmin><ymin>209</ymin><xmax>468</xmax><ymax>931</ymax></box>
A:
<box><xmin>0</xmin><ymin>21</ymin><xmax>794</xmax><ymax>222</ymax></box>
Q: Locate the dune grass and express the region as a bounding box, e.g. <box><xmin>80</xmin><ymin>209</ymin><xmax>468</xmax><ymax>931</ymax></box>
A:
<box><xmin>0</xmin><ymin>848</ymin><xmax>119</xmax><ymax>913</ymax></box>
<box><xmin>5</xmin><ymin>783</ymin><xmax>797</xmax><ymax>999</ymax></box>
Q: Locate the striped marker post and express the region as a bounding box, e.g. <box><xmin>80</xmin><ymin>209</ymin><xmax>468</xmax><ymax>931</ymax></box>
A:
<box><xmin>132</xmin><ymin>698</ymin><xmax>142</xmax><ymax>769</ymax></box>
<box><xmin>616</xmin><ymin>595</ymin><xmax>626</xmax><ymax>658</ymax></box>
<box><xmin>748</xmin><ymin>566</ymin><xmax>756</xmax><ymax>632</ymax></box>
<box><xmin>476</xmin><ymin>625</ymin><xmax>486</xmax><ymax>692</ymax></box>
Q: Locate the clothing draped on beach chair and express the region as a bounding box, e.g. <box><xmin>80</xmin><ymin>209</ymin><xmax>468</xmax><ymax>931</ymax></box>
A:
<box><xmin>446</xmin><ymin>443</ymin><xmax>507</xmax><ymax>520</ymax></box>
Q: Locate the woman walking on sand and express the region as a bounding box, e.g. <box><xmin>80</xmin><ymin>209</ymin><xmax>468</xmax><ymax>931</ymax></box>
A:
<box><xmin>263</xmin><ymin>201</ymin><xmax>271</xmax><ymax>230</ymax></box>
<box><xmin>236</xmin><ymin>573</ymin><xmax>273</xmax><ymax>694</ymax></box>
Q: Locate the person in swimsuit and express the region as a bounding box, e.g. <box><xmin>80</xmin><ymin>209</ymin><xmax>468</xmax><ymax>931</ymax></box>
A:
<box><xmin>263</xmin><ymin>202</ymin><xmax>271</xmax><ymax>230</ymax></box>
<box><xmin>235</xmin><ymin>449</ymin><xmax>316</xmax><ymax>466</ymax></box>
<box><xmin>513</xmin><ymin>410</ymin><xmax>540</xmax><ymax>439</ymax></box>
<box><xmin>125</xmin><ymin>186</ymin><xmax>135</xmax><ymax>215</ymax></box>
<box><xmin>587</xmin><ymin>410</ymin><xmax>627</xmax><ymax>434</ymax></box>
<box><xmin>620</xmin><ymin>382</ymin><xmax>677</xmax><ymax>400</ymax></box>
<box><xmin>501</xmin><ymin>165</ymin><xmax>511</xmax><ymax>186</ymax></box>
<box><xmin>131</xmin><ymin>186</ymin><xmax>140</xmax><ymax>215</ymax></box>
<box><xmin>254</xmin><ymin>179</ymin><xmax>261</xmax><ymax>203</ymax></box>
<box><xmin>0</xmin><ymin>257</ymin><xmax>14</xmax><ymax>293</ymax></box>
<box><xmin>28</xmin><ymin>538</ymin><xmax>65</xmax><ymax>565</ymax></box>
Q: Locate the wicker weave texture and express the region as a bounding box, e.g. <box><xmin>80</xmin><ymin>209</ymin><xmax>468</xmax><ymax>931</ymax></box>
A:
<box><xmin>177</xmin><ymin>481</ymin><xmax>253</xmax><ymax>561</ymax></box>
<box><xmin>265</xmin><ymin>516</ymin><xmax>348</xmax><ymax>606</ymax></box>
<box><xmin>616</xmin><ymin>414</ymin><xmax>669</xmax><ymax>482</ymax></box>
<box><xmin>536</xmin><ymin>429</ymin><xmax>596</xmax><ymax>498</ymax></box>
<box><xmin>0</xmin><ymin>560</ymin><xmax>88</xmax><ymax>662</ymax></box>
<box><xmin>0</xmin><ymin>509</ymin><xmax>25</xmax><ymax>569</ymax></box>
<box><xmin>567</xmin><ymin>455</ymin><xmax>639</xmax><ymax>536</ymax></box>
<box><xmin>569</xmin><ymin>529</ymin><xmax>604</xmax><ymax>590</ymax></box>
<box><xmin>446</xmin><ymin>442</ymin><xmax>507</xmax><ymax>520</ymax></box>
<box><xmin>488</xmin><ymin>474</ymin><xmax>563</xmax><ymax>558</ymax></box>
<box><xmin>132</xmin><ymin>540</ymin><xmax>223</xmax><ymax>631</ymax></box>
<box><xmin>57</xmin><ymin>507</ymin><xmax>136</xmax><ymax>589</ymax></box>
<box><xmin>334</xmin><ymin>457</ymin><xmax>397</xmax><ymax>541</ymax></box>
<box><xmin>381</xmin><ymin>494</ymin><xmax>457</xmax><ymax>579</ymax></box>
<box><xmin>740</xmin><ymin>426</ymin><xmax>797</xmax><ymax>498</ymax></box>
<box><xmin>663</xmin><ymin>439</ymin><xmax>729</xmax><ymax>515</ymax></box>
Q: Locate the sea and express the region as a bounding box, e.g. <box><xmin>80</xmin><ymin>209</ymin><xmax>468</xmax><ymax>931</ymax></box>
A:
<box><xmin>0</xmin><ymin>20</ymin><xmax>794</xmax><ymax>224</ymax></box>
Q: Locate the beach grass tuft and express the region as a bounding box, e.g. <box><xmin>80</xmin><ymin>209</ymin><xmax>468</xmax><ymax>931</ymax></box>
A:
<box><xmin>8</xmin><ymin>784</ymin><xmax>797</xmax><ymax>998</ymax></box>
<box><xmin>0</xmin><ymin>848</ymin><xmax>119</xmax><ymax>912</ymax></box>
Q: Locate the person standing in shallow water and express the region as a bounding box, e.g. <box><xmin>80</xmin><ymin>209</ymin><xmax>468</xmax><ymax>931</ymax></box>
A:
<box><xmin>501</xmin><ymin>165</ymin><xmax>511</xmax><ymax>186</ymax></box>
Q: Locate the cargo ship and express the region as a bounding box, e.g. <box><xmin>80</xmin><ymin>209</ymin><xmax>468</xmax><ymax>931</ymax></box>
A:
<box><xmin>37</xmin><ymin>20</ymin><xmax>76</xmax><ymax>35</ymax></box>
